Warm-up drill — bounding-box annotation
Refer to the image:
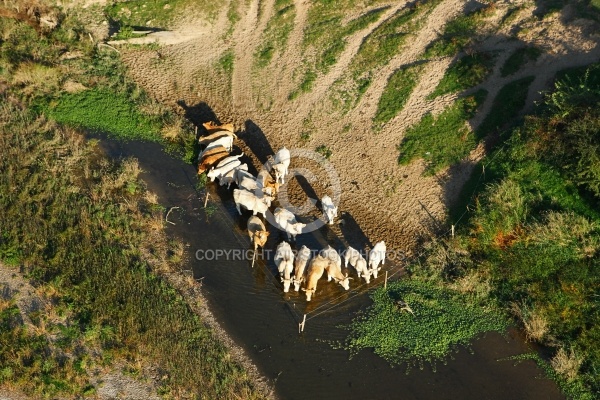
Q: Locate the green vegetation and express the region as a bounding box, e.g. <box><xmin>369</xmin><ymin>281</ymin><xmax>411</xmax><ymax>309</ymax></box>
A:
<box><xmin>0</xmin><ymin>103</ymin><xmax>264</xmax><ymax>398</ymax></box>
<box><xmin>476</xmin><ymin>76</ymin><xmax>534</xmax><ymax>139</ymax></box>
<box><xmin>428</xmin><ymin>52</ymin><xmax>495</xmax><ymax>99</ymax></box>
<box><xmin>316</xmin><ymin>144</ymin><xmax>333</xmax><ymax>159</ymax></box>
<box><xmin>399</xmin><ymin>66</ymin><xmax>600</xmax><ymax>397</ymax></box>
<box><xmin>304</xmin><ymin>4</ymin><xmax>386</xmax><ymax>72</ymax></box>
<box><xmin>341</xmin><ymin>279</ymin><xmax>507</xmax><ymax>367</ymax></box>
<box><xmin>424</xmin><ymin>5</ymin><xmax>492</xmax><ymax>58</ymax></box>
<box><xmin>294</xmin><ymin>2</ymin><xmax>389</xmax><ymax>95</ymax></box>
<box><xmin>0</xmin><ymin>5</ymin><xmax>263</xmax><ymax>398</ymax></box>
<box><xmin>397</xmin><ymin>90</ymin><xmax>487</xmax><ymax>175</ymax></box>
<box><xmin>372</xmin><ymin>64</ymin><xmax>424</xmax><ymax>128</ymax></box>
<box><xmin>331</xmin><ymin>0</ymin><xmax>442</xmax><ymax>113</ymax></box>
<box><xmin>288</xmin><ymin>68</ymin><xmax>317</xmax><ymax>100</ymax></box>
<box><xmin>219</xmin><ymin>49</ymin><xmax>235</xmax><ymax>74</ymax></box>
<box><xmin>500</xmin><ymin>46</ymin><xmax>542</xmax><ymax>77</ymax></box>
<box><xmin>254</xmin><ymin>0</ymin><xmax>295</xmax><ymax>67</ymax></box>
<box><xmin>105</xmin><ymin>0</ymin><xmax>224</xmax><ymax>30</ymax></box>
<box><xmin>3</xmin><ymin>13</ymin><xmax>197</xmax><ymax>158</ymax></box>
<box><xmin>37</xmin><ymin>89</ymin><xmax>162</xmax><ymax>141</ymax></box>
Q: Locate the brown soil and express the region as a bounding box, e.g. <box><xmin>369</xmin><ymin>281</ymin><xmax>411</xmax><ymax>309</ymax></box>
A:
<box><xmin>113</xmin><ymin>1</ymin><xmax>600</xmax><ymax>253</ymax></box>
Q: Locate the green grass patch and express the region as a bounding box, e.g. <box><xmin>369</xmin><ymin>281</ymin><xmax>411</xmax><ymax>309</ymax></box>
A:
<box><xmin>316</xmin><ymin>144</ymin><xmax>332</xmax><ymax>159</ymax></box>
<box><xmin>218</xmin><ymin>50</ymin><xmax>234</xmax><ymax>74</ymax></box>
<box><xmin>36</xmin><ymin>89</ymin><xmax>162</xmax><ymax>141</ymax></box>
<box><xmin>428</xmin><ymin>52</ymin><xmax>495</xmax><ymax>99</ymax></box>
<box><xmin>293</xmin><ymin>2</ymin><xmax>390</xmax><ymax>97</ymax></box>
<box><xmin>500</xmin><ymin>46</ymin><xmax>542</xmax><ymax>77</ymax></box>
<box><xmin>105</xmin><ymin>0</ymin><xmax>224</xmax><ymax>30</ymax></box>
<box><xmin>289</xmin><ymin>68</ymin><xmax>317</xmax><ymax>100</ymax></box>
<box><xmin>475</xmin><ymin>76</ymin><xmax>534</xmax><ymax>139</ymax></box>
<box><xmin>398</xmin><ymin>89</ymin><xmax>487</xmax><ymax>175</ymax></box>
<box><xmin>340</xmin><ymin>279</ymin><xmax>507</xmax><ymax>366</ymax></box>
<box><xmin>424</xmin><ymin>5</ymin><xmax>491</xmax><ymax>58</ymax></box>
<box><xmin>254</xmin><ymin>0</ymin><xmax>295</xmax><ymax>67</ymax></box>
<box><xmin>372</xmin><ymin>63</ymin><xmax>424</xmax><ymax>128</ymax></box>
<box><xmin>445</xmin><ymin>69</ymin><xmax>600</xmax><ymax>396</ymax></box>
<box><xmin>329</xmin><ymin>0</ymin><xmax>442</xmax><ymax>113</ymax></box>
<box><xmin>352</xmin><ymin>0</ymin><xmax>441</xmax><ymax>77</ymax></box>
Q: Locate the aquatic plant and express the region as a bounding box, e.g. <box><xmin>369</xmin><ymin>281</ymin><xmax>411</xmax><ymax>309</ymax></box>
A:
<box><xmin>340</xmin><ymin>279</ymin><xmax>507</xmax><ymax>368</ymax></box>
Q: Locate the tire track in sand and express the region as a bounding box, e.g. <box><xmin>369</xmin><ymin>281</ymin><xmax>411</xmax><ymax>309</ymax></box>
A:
<box><xmin>282</xmin><ymin>1</ymin><xmax>410</xmax><ymax>129</ymax></box>
<box><xmin>351</xmin><ymin>0</ymin><xmax>466</xmax><ymax>134</ymax></box>
<box><xmin>231</xmin><ymin>0</ymin><xmax>275</xmax><ymax>118</ymax></box>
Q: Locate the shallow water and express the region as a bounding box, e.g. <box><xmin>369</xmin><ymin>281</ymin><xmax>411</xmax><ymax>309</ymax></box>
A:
<box><xmin>99</xmin><ymin>138</ymin><xmax>564</xmax><ymax>400</ymax></box>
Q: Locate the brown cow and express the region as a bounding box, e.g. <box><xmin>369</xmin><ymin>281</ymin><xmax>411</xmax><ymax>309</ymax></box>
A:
<box><xmin>197</xmin><ymin>149</ymin><xmax>229</xmax><ymax>174</ymax></box>
<box><xmin>302</xmin><ymin>255</ymin><xmax>327</xmax><ymax>301</ymax></box>
<box><xmin>247</xmin><ymin>216</ymin><xmax>269</xmax><ymax>252</ymax></box>
<box><xmin>202</xmin><ymin>121</ymin><xmax>234</xmax><ymax>133</ymax></box>
<box><xmin>198</xmin><ymin>130</ymin><xmax>237</xmax><ymax>145</ymax></box>
<box><xmin>198</xmin><ymin>146</ymin><xmax>226</xmax><ymax>162</ymax></box>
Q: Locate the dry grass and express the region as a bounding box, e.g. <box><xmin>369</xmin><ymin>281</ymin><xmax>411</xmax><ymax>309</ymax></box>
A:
<box><xmin>161</xmin><ymin>119</ymin><xmax>184</xmax><ymax>141</ymax></box>
<box><xmin>551</xmin><ymin>347</ymin><xmax>582</xmax><ymax>381</ymax></box>
<box><xmin>144</xmin><ymin>190</ymin><xmax>159</xmax><ymax>204</ymax></box>
<box><xmin>449</xmin><ymin>270</ymin><xmax>491</xmax><ymax>299</ymax></box>
<box><xmin>12</xmin><ymin>62</ymin><xmax>61</xmax><ymax>95</ymax></box>
<box><xmin>511</xmin><ymin>302</ymin><xmax>549</xmax><ymax>342</ymax></box>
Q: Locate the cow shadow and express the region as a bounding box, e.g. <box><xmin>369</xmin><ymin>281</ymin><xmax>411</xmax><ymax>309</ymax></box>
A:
<box><xmin>338</xmin><ymin>211</ymin><xmax>373</xmax><ymax>254</ymax></box>
<box><xmin>293</xmin><ymin>174</ymin><xmax>320</xmax><ymax>206</ymax></box>
<box><xmin>177</xmin><ymin>100</ymin><xmax>220</xmax><ymax>134</ymax></box>
<box><xmin>240</xmin><ymin>120</ymin><xmax>275</xmax><ymax>164</ymax></box>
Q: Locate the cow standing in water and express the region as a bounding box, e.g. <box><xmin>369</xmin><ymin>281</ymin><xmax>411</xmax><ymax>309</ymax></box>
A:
<box><xmin>293</xmin><ymin>245</ymin><xmax>311</xmax><ymax>291</ymax></box>
<box><xmin>275</xmin><ymin>241</ymin><xmax>295</xmax><ymax>293</ymax></box>
<box><xmin>247</xmin><ymin>216</ymin><xmax>269</xmax><ymax>254</ymax></box>
<box><xmin>344</xmin><ymin>246</ymin><xmax>370</xmax><ymax>284</ymax></box>
<box><xmin>302</xmin><ymin>254</ymin><xmax>328</xmax><ymax>301</ymax></box>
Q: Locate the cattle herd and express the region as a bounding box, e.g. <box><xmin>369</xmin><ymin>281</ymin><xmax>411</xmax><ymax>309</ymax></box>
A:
<box><xmin>197</xmin><ymin>121</ymin><xmax>387</xmax><ymax>301</ymax></box>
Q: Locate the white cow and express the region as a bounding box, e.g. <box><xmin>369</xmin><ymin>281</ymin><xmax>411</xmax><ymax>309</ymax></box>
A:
<box><xmin>273</xmin><ymin>207</ymin><xmax>306</xmax><ymax>241</ymax></box>
<box><xmin>293</xmin><ymin>245</ymin><xmax>311</xmax><ymax>291</ymax></box>
<box><xmin>219</xmin><ymin>164</ymin><xmax>248</xmax><ymax>189</ymax></box>
<box><xmin>321</xmin><ymin>195</ymin><xmax>338</xmax><ymax>225</ymax></box>
<box><xmin>325</xmin><ymin>259</ymin><xmax>352</xmax><ymax>290</ymax></box>
<box><xmin>368</xmin><ymin>241</ymin><xmax>386</xmax><ymax>279</ymax></box>
<box><xmin>274</xmin><ymin>242</ymin><xmax>295</xmax><ymax>292</ymax></box>
<box><xmin>344</xmin><ymin>246</ymin><xmax>370</xmax><ymax>284</ymax></box>
<box><xmin>272</xmin><ymin>147</ymin><xmax>290</xmax><ymax>184</ymax></box>
<box><xmin>234</xmin><ymin>168</ymin><xmax>255</xmax><ymax>187</ymax></box>
<box><xmin>215</xmin><ymin>153</ymin><xmax>243</xmax><ymax>169</ymax></box>
<box><xmin>302</xmin><ymin>255</ymin><xmax>327</xmax><ymax>301</ymax></box>
<box><xmin>233</xmin><ymin>189</ymin><xmax>269</xmax><ymax>217</ymax></box>
<box><xmin>199</xmin><ymin>135</ymin><xmax>234</xmax><ymax>157</ymax></box>
<box><xmin>320</xmin><ymin>245</ymin><xmax>341</xmax><ymax>270</ymax></box>
<box><xmin>321</xmin><ymin>246</ymin><xmax>351</xmax><ymax>290</ymax></box>
<box><xmin>207</xmin><ymin>159</ymin><xmax>241</xmax><ymax>182</ymax></box>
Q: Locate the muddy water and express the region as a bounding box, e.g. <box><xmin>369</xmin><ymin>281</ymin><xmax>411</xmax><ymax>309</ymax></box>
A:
<box><xmin>99</xmin><ymin>138</ymin><xmax>564</xmax><ymax>400</ymax></box>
